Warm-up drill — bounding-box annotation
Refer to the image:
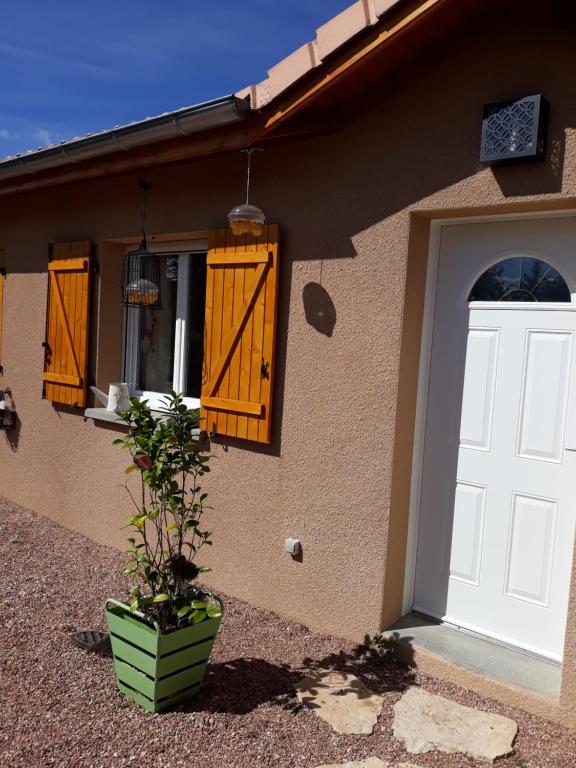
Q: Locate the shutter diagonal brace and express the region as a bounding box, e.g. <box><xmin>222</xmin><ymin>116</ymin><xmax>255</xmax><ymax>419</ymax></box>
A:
<box><xmin>205</xmin><ymin>254</ymin><xmax>270</xmax><ymax>398</ymax></box>
<box><xmin>45</xmin><ymin>268</ymin><xmax>82</xmax><ymax>386</ymax></box>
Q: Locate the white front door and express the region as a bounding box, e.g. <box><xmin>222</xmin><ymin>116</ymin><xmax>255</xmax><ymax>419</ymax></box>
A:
<box><xmin>413</xmin><ymin>218</ymin><xmax>576</xmax><ymax>661</ymax></box>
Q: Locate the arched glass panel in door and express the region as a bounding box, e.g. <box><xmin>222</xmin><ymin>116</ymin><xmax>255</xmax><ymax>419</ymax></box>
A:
<box><xmin>468</xmin><ymin>257</ymin><xmax>571</xmax><ymax>302</ymax></box>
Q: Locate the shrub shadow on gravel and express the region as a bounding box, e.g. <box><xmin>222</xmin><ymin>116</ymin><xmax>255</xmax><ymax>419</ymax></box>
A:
<box><xmin>179</xmin><ymin>645</ymin><xmax>416</xmax><ymax>716</ymax></box>
<box><xmin>302</xmin><ymin>645</ymin><xmax>417</xmax><ymax>699</ymax></box>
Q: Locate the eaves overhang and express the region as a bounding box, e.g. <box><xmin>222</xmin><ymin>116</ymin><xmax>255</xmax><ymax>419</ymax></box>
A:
<box><xmin>0</xmin><ymin>95</ymin><xmax>249</xmax><ymax>184</ymax></box>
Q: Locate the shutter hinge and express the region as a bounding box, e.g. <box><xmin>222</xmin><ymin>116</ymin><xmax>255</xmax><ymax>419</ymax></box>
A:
<box><xmin>41</xmin><ymin>384</ymin><xmax>46</xmax><ymax>400</ymax></box>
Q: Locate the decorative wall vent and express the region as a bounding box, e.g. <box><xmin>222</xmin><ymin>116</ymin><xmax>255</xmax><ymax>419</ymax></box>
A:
<box><xmin>480</xmin><ymin>94</ymin><xmax>548</xmax><ymax>163</ymax></box>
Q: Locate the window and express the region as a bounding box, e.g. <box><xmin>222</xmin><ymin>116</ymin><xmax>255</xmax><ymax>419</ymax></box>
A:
<box><xmin>123</xmin><ymin>242</ymin><xmax>207</xmax><ymax>410</ymax></box>
<box><xmin>468</xmin><ymin>256</ymin><xmax>571</xmax><ymax>303</ymax></box>
<box><xmin>51</xmin><ymin>228</ymin><xmax>279</xmax><ymax>442</ymax></box>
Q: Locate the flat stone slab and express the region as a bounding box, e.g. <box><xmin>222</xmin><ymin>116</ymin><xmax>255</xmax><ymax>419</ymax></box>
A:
<box><xmin>295</xmin><ymin>670</ymin><xmax>383</xmax><ymax>734</ymax></box>
<box><xmin>393</xmin><ymin>687</ymin><xmax>517</xmax><ymax>763</ymax></box>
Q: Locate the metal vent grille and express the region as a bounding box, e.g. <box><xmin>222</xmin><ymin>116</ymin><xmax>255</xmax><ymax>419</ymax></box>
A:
<box><xmin>480</xmin><ymin>95</ymin><xmax>548</xmax><ymax>163</ymax></box>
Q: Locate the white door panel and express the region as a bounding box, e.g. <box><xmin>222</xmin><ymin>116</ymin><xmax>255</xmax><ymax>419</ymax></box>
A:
<box><xmin>459</xmin><ymin>328</ymin><xmax>500</xmax><ymax>451</ymax></box>
<box><xmin>414</xmin><ymin>218</ymin><xmax>576</xmax><ymax>661</ymax></box>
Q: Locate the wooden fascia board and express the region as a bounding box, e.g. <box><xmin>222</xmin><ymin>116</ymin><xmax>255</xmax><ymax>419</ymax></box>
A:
<box><xmin>263</xmin><ymin>0</ymin><xmax>449</xmax><ymax>132</ymax></box>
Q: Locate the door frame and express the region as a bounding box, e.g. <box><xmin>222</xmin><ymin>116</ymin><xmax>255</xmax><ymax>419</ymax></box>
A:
<box><xmin>403</xmin><ymin>209</ymin><xmax>576</xmax><ymax>616</ymax></box>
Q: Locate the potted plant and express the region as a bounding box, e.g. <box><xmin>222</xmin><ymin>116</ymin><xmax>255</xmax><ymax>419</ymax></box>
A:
<box><xmin>105</xmin><ymin>391</ymin><xmax>222</xmax><ymax>713</ymax></box>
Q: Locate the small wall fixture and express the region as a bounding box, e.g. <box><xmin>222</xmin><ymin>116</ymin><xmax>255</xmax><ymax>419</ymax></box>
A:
<box><xmin>227</xmin><ymin>148</ymin><xmax>266</xmax><ymax>237</ymax></box>
<box><xmin>122</xmin><ymin>181</ymin><xmax>162</xmax><ymax>308</ymax></box>
<box><xmin>284</xmin><ymin>538</ymin><xmax>301</xmax><ymax>556</ymax></box>
<box><xmin>480</xmin><ymin>94</ymin><xmax>548</xmax><ymax>164</ymax></box>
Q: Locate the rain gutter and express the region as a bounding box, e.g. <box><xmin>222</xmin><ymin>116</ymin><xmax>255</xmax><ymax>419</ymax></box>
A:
<box><xmin>0</xmin><ymin>95</ymin><xmax>250</xmax><ymax>183</ymax></box>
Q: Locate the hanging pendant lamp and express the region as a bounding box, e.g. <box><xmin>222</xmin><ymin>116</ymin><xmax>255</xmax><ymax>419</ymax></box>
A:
<box><xmin>227</xmin><ymin>148</ymin><xmax>266</xmax><ymax>237</ymax></box>
<box><xmin>122</xmin><ymin>181</ymin><xmax>162</xmax><ymax>308</ymax></box>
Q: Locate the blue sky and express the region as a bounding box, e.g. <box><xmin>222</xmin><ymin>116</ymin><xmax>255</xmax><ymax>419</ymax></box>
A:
<box><xmin>0</xmin><ymin>0</ymin><xmax>351</xmax><ymax>158</ymax></box>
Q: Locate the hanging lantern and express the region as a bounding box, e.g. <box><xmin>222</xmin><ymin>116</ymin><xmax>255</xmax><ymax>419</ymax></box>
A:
<box><xmin>123</xmin><ymin>248</ymin><xmax>161</xmax><ymax>306</ymax></box>
<box><xmin>227</xmin><ymin>148</ymin><xmax>266</xmax><ymax>237</ymax></box>
<box><xmin>122</xmin><ymin>181</ymin><xmax>162</xmax><ymax>308</ymax></box>
<box><xmin>228</xmin><ymin>203</ymin><xmax>266</xmax><ymax>237</ymax></box>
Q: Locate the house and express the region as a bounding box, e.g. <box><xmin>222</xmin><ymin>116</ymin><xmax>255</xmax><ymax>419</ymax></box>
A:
<box><xmin>2</xmin><ymin>0</ymin><xmax>576</xmax><ymax>729</ymax></box>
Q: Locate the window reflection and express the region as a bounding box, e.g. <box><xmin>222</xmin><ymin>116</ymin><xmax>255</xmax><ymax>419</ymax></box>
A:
<box><xmin>137</xmin><ymin>257</ymin><xmax>177</xmax><ymax>392</ymax></box>
<box><xmin>469</xmin><ymin>257</ymin><xmax>571</xmax><ymax>303</ymax></box>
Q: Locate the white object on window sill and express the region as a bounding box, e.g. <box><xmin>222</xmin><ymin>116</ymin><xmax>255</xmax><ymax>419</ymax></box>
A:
<box><xmin>90</xmin><ymin>383</ymin><xmax>131</xmax><ymax>411</ymax></box>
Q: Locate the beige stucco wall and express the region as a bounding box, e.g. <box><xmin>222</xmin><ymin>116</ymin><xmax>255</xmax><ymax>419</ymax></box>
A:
<box><xmin>4</xmin><ymin>11</ymin><xmax>576</xmax><ymax>725</ymax></box>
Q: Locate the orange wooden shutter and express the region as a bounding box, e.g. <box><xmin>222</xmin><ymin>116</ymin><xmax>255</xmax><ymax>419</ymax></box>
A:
<box><xmin>43</xmin><ymin>241</ymin><xmax>92</xmax><ymax>407</ymax></box>
<box><xmin>201</xmin><ymin>224</ymin><xmax>279</xmax><ymax>443</ymax></box>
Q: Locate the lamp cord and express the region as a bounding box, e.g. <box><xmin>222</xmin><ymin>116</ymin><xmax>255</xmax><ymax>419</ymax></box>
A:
<box><xmin>138</xmin><ymin>180</ymin><xmax>152</xmax><ymax>246</ymax></box>
<box><xmin>242</xmin><ymin>148</ymin><xmax>263</xmax><ymax>205</ymax></box>
<box><xmin>246</xmin><ymin>152</ymin><xmax>251</xmax><ymax>205</ymax></box>
<box><xmin>140</xmin><ymin>201</ymin><xmax>147</xmax><ymax>246</ymax></box>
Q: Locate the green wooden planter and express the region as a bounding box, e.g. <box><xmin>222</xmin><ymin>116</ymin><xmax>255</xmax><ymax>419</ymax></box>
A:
<box><xmin>105</xmin><ymin>597</ymin><xmax>222</xmax><ymax>713</ymax></box>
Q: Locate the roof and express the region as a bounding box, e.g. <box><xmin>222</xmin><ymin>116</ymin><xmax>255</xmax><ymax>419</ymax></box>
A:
<box><xmin>0</xmin><ymin>0</ymin><xmax>449</xmax><ymax>189</ymax></box>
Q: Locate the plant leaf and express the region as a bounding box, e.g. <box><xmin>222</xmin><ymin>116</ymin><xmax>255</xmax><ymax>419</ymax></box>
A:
<box><xmin>165</xmin><ymin>523</ymin><xmax>179</xmax><ymax>532</ymax></box>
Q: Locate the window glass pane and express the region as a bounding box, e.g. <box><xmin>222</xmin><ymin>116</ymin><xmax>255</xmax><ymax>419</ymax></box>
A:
<box><xmin>469</xmin><ymin>257</ymin><xmax>571</xmax><ymax>303</ymax></box>
<box><xmin>137</xmin><ymin>256</ymin><xmax>177</xmax><ymax>392</ymax></box>
<box><xmin>186</xmin><ymin>254</ymin><xmax>207</xmax><ymax>398</ymax></box>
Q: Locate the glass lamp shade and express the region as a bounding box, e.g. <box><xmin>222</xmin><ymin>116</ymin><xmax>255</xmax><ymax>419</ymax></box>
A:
<box><xmin>227</xmin><ymin>203</ymin><xmax>266</xmax><ymax>237</ymax></box>
<box><xmin>122</xmin><ymin>242</ymin><xmax>161</xmax><ymax>307</ymax></box>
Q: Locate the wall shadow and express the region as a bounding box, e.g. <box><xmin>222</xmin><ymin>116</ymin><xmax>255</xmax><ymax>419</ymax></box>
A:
<box><xmin>3</xmin><ymin>411</ymin><xmax>21</xmax><ymax>452</ymax></box>
<box><xmin>302</xmin><ymin>282</ymin><xmax>336</xmax><ymax>337</ymax></box>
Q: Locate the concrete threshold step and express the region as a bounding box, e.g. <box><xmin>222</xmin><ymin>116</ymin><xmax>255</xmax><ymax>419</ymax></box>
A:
<box><xmin>384</xmin><ymin>612</ymin><xmax>561</xmax><ymax>699</ymax></box>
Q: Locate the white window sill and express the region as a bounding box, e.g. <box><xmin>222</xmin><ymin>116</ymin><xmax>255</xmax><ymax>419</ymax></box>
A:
<box><xmin>84</xmin><ymin>407</ymin><xmax>203</xmax><ymax>439</ymax></box>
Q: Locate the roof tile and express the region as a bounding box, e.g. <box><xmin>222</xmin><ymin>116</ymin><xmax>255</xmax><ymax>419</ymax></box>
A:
<box><xmin>266</xmin><ymin>41</ymin><xmax>320</xmax><ymax>99</ymax></box>
<box><xmin>316</xmin><ymin>1</ymin><xmax>371</xmax><ymax>60</ymax></box>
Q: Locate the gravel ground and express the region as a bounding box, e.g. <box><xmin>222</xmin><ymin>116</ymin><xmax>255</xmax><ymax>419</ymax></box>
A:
<box><xmin>2</xmin><ymin>497</ymin><xmax>576</xmax><ymax>768</ymax></box>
